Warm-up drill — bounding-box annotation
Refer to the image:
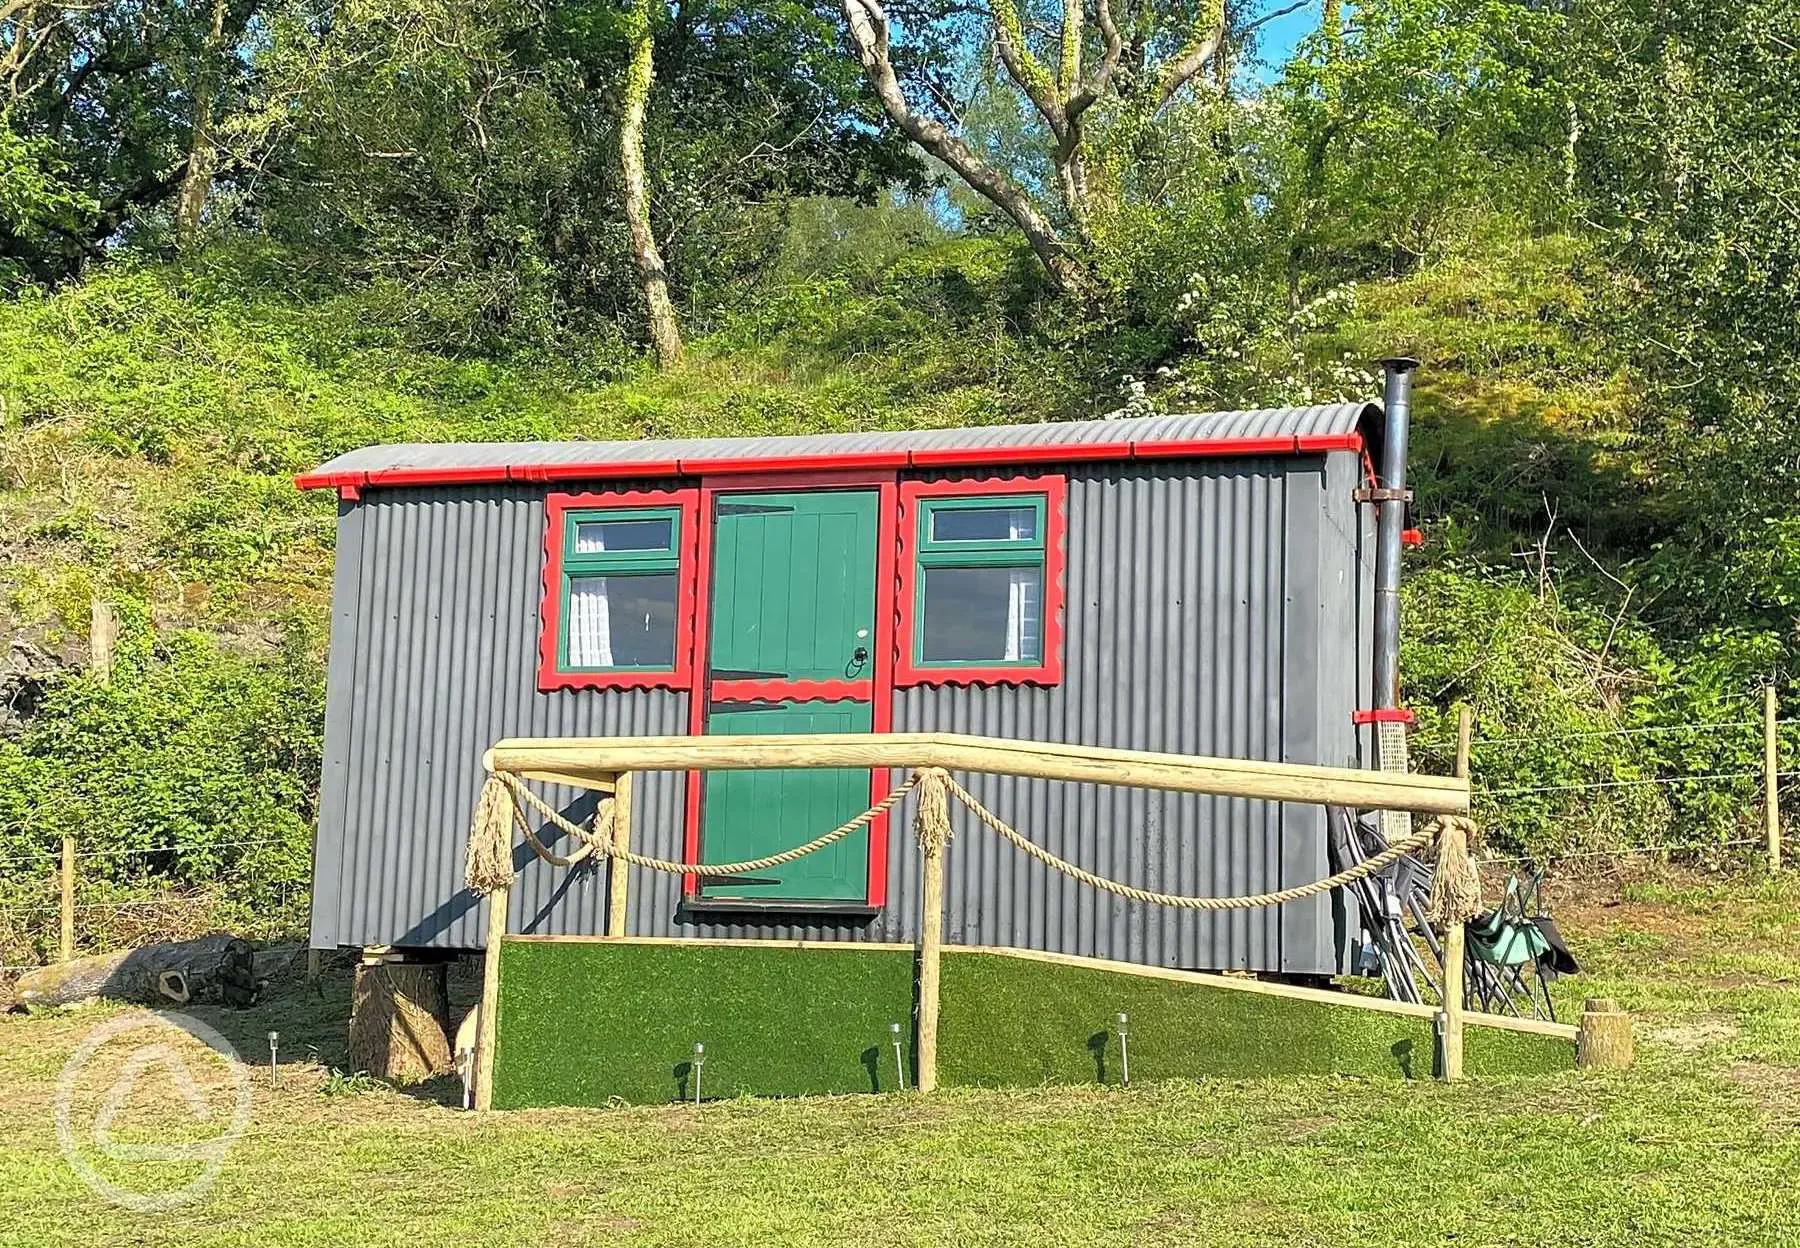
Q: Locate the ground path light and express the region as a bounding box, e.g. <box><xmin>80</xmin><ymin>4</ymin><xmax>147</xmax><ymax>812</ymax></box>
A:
<box><xmin>889</xmin><ymin>1022</ymin><xmax>907</xmax><ymax>1091</ymax></box>
<box><xmin>692</xmin><ymin>1042</ymin><xmax>705</xmax><ymax>1106</ymax></box>
<box><xmin>267</xmin><ymin>1031</ymin><xmax>280</xmax><ymax>1090</ymax></box>
<box><xmin>1115</xmin><ymin>1013</ymin><xmax>1130</xmax><ymax>1088</ymax></box>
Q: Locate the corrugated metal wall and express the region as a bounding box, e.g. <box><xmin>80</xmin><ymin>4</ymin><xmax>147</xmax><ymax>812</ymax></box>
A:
<box><xmin>311</xmin><ymin>458</ymin><xmax>1369</xmax><ymax>974</ymax></box>
<box><xmin>310</xmin><ymin>483</ymin><xmax>691</xmax><ymax>951</ymax></box>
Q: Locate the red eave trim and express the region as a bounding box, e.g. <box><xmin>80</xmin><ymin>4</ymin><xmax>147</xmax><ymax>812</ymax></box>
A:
<box><xmin>293</xmin><ymin>433</ymin><xmax>1366</xmax><ymax>493</ymax></box>
<box><xmin>513</xmin><ymin>459</ymin><xmax>684</xmax><ymax>483</ymax></box>
<box><xmin>368</xmin><ymin>465</ymin><xmax>510</xmax><ymax>487</ymax></box>
<box><xmin>688</xmin><ymin>451</ymin><xmax>910</xmax><ymax>475</ymax></box>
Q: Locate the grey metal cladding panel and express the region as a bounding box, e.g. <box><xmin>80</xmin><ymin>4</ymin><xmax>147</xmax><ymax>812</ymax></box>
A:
<box><xmin>309</xmin><ymin>500</ymin><xmax>364</xmax><ymax>949</ymax></box>
<box><xmin>324</xmin><ymin>484</ymin><xmax>689</xmax><ymax>950</ymax></box>
<box><xmin>892</xmin><ymin>461</ymin><xmax>1337</xmax><ymax>975</ymax></box>
<box><xmin>304</xmin><ymin>406</ymin><xmax>1375</xmax><ymax>477</ymax></box>
<box><xmin>1314</xmin><ymin>450</ymin><xmax>1364</xmax><ymax>771</ymax></box>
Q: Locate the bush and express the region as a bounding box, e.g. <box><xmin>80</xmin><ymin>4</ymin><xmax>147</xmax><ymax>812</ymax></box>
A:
<box><xmin>0</xmin><ymin>607</ymin><xmax>324</xmax><ymax>953</ymax></box>
<box><xmin>1404</xmin><ymin>564</ymin><xmax>1782</xmax><ymax>862</ymax></box>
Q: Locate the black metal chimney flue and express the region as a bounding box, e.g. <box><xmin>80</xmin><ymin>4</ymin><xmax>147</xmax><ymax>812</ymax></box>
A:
<box><xmin>1373</xmin><ymin>357</ymin><xmax>1419</xmax><ymax>712</ymax></box>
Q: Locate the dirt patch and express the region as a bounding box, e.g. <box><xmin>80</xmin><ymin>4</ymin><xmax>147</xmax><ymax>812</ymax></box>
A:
<box><xmin>1646</xmin><ymin>1016</ymin><xmax>1740</xmax><ymax>1051</ymax></box>
<box><xmin>1726</xmin><ymin>1062</ymin><xmax>1800</xmax><ymax>1128</ymax></box>
<box><xmin>1284</xmin><ymin>1115</ymin><xmax>1340</xmax><ymax>1140</ymax></box>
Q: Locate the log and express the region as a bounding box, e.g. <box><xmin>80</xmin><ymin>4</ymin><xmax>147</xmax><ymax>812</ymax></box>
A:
<box><xmin>916</xmin><ymin>838</ymin><xmax>944</xmax><ymax>1093</ymax></box>
<box><xmin>1576</xmin><ymin>997</ymin><xmax>1634</xmax><ymax>1070</ymax></box>
<box><xmin>474</xmin><ymin>878</ymin><xmax>509</xmax><ymax>1111</ymax></box>
<box><xmin>11</xmin><ymin>932</ymin><xmax>255</xmax><ymax>1010</ymax></box>
<box><xmin>484</xmin><ymin>732</ymin><xmax>1471</xmax><ymax>814</ymax></box>
<box><xmin>348</xmin><ymin>960</ymin><xmax>453</xmax><ymax>1084</ymax></box>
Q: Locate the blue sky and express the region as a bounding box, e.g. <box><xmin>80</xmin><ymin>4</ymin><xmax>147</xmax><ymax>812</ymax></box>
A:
<box><xmin>1248</xmin><ymin>1</ymin><xmax>1324</xmax><ymax>85</ymax></box>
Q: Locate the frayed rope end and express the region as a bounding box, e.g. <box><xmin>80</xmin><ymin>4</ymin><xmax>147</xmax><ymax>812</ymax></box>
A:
<box><xmin>913</xmin><ymin>767</ymin><xmax>954</xmax><ymax>856</ymax></box>
<box><xmin>1426</xmin><ymin>814</ymin><xmax>1483</xmax><ymax>927</ymax></box>
<box><xmin>465</xmin><ymin>773</ymin><xmax>516</xmax><ymax>896</ymax></box>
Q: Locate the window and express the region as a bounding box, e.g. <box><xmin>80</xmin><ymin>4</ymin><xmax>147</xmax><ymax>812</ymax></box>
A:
<box><xmin>896</xmin><ymin>477</ymin><xmax>1066</xmax><ymax>686</ymax></box>
<box><xmin>539</xmin><ymin>490</ymin><xmax>699</xmax><ymax>692</ymax></box>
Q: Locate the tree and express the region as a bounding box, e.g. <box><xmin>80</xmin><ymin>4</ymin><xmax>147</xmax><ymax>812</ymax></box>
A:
<box><xmin>173</xmin><ymin>0</ymin><xmax>230</xmax><ymax>246</ymax></box>
<box><xmin>0</xmin><ymin>0</ymin><xmax>263</xmax><ymax>280</ymax></box>
<box><xmin>619</xmin><ymin>0</ymin><xmax>682</xmax><ymax>367</ymax></box>
<box><xmin>840</xmin><ymin>0</ymin><xmax>1345</xmax><ymax>294</ymax></box>
<box><xmin>1562</xmin><ymin>0</ymin><xmax>1800</xmax><ymax>632</ymax></box>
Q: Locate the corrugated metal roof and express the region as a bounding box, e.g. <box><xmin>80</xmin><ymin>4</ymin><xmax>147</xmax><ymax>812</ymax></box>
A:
<box><xmin>296</xmin><ymin>404</ymin><xmax>1380</xmax><ymax>490</ymax></box>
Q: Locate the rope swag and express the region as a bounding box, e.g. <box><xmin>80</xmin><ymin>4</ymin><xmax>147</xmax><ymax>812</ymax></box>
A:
<box><xmin>468</xmin><ymin>764</ymin><xmax>1482</xmax><ymax>920</ymax></box>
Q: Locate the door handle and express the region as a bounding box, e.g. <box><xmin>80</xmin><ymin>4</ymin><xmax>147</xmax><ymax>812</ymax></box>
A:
<box><xmin>851</xmin><ymin>646</ymin><xmax>869</xmax><ymax>666</ymax></box>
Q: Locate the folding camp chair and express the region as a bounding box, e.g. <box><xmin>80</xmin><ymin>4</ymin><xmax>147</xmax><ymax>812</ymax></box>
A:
<box><xmin>1463</xmin><ymin>873</ymin><xmax>1574</xmax><ymax>1021</ymax></box>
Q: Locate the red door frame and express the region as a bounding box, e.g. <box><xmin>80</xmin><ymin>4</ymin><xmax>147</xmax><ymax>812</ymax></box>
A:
<box><xmin>682</xmin><ymin>471</ymin><xmax>899</xmax><ymax>906</ymax></box>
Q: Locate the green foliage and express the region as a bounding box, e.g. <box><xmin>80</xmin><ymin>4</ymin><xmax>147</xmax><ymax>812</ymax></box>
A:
<box><xmin>1563</xmin><ymin>1</ymin><xmax>1800</xmax><ymax>641</ymax></box>
<box><xmin>320</xmin><ymin>1069</ymin><xmax>389</xmax><ymax>1097</ymax></box>
<box><xmin>1269</xmin><ymin>0</ymin><xmax>1569</xmax><ymax>273</ymax></box>
<box><xmin>1400</xmin><ymin>566</ymin><xmax>1780</xmax><ymax>861</ymax></box>
<box><xmin>0</xmin><ymin>608</ymin><xmax>323</xmax><ymax>911</ymax></box>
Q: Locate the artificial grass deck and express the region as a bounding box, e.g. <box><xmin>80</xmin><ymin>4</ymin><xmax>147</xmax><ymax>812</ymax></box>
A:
<box><xmin>938</xmin><ymin>952</ymin><xmax>1571</xmax><ymax>1086</ymax></box>
<box><xmin>492</xmin><ymin>941</ymin><xmax>915</xmax><ymax>1109</ymax></box>
<box><xmin>491</xmin><ymin>940</ymin><xmax>1572</xmax><ymax>1107</ymax></box>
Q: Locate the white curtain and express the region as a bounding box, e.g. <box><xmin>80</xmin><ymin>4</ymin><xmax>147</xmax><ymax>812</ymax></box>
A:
<box><xmin>567</xmin><ymin>522</ymin><xmax>613</xmax><ymax>666</ymax></box>
<box><xmin>1001</xmin><ymin>510</ymin><xmax>1040</xmax><ymax>661</ymax></box>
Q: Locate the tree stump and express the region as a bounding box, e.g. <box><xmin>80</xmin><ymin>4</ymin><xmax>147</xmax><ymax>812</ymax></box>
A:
<box><xmin>1576</xmin><ymin>997</ymin><xmax>1634</xmax><ymax>1070</ymax></box>
<box><xmin>348</xmin><ymin>960</ymin><xmax>452</xmax><ymax>1084</ymax></box>
<box><xmin>11</xmin><ymin>933</ymin><xmax>255</xmax><ymax>1009</ymax></box>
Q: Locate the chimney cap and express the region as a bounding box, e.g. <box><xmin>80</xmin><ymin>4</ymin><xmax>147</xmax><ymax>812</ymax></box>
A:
<box><xmin>1380</xmin><ymin>355</ymin><xmax>1421</xmax><ymax>372</ymax></box>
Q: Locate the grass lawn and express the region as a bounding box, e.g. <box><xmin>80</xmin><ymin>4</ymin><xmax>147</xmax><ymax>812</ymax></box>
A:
<box><xmin>3</xmin><ymin>869</ymin><xmax>1799</xmax><ymax>1246</ymax></box>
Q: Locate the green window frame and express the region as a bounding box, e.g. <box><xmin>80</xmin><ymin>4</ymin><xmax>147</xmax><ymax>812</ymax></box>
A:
<box><xmin>910</xmin><ymin>492</ymin><xmax>1050</xmax><ymax>671</ymax></box>
<box><xmin>556</xmin><ymin>505</ymin><xmax>683</xmax><ymax>674</ymax></box>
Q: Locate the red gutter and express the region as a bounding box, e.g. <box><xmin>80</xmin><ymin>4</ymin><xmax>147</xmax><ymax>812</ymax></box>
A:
<box><xmin>292</xmin><ymin>432</ymin><xmax>1366</xmax><ymax>494</ymax></box>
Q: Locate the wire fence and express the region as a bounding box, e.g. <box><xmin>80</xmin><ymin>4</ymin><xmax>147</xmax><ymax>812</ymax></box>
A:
<box><xmin>0</xmin><ymin>838</ymin><xmax>309</xmax><ymax>971</ymax></box>
<box><xmin>0</xmin><ymin>836</ymin><xmax>298</xmax><ymax>872</ymax></box>
<box><xmin>1416</xmin><ymin>702</ymin><xmax>1793</xmax><ymax>872</ymax></box>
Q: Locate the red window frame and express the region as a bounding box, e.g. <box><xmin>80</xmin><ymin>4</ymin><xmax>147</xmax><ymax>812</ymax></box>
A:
<box><xmin>537</xmin><ymin>487</ymin><xmax>702</xmax><ymax>693</ymax></box>
<box><xmin>895</xmin><ymin>474</ymin><xmax>1067</xmax><ymax>688</ymax></box>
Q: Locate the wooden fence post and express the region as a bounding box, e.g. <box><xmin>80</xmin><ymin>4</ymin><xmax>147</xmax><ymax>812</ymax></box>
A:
<box><xmin>89</xmin><ymin>598</ymin><xmax>117</xmax><ymax>683</ymax></box>
<box><xmin>473</xmin><ymin>876</ymin><xmax>510</xmax><ymax>1112</ymax></box>
<box><xmin>58</xmin><ymin>597</ymin><xmax>118</xmax><ymax>963</ymax></box>
<box><xmin>916</xmin><ymin>807</ymin><xmax>946</xmax><ymax>1094</ymax></box>
<box><xmin>59</xmin><ymin>836</ymin><xmax>75</xmax><ymax>963</ymax></box>
<box><xmin>1766</xmin><ymin>684</ymin><xmax>1782</xmax><ymax>872</ymax></box>
<box><xmin>1576</xmin><ymin>997</ymin><xmax>1633</xmax><ymax>1069</ymax></box>
<box><xmin>1441</xmin><ymin>705</ymin><xmax>1472</xmax><ymax>1082</ymax></box>
<box><xmin>607</xmin><ymin>773</ymin><xmax>633</xmax><ymax>938</ymax></box>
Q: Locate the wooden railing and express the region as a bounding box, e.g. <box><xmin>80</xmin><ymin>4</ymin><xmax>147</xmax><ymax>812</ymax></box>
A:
<box><xmin>471</xmin><ymin>732</ymin><xmax>1479</xmax><ymax>1109</ymax></box>
<box><xmin>482</xmin><ymin>732</ymin><xmax>1471</xmax><ymax>813</ymax></box>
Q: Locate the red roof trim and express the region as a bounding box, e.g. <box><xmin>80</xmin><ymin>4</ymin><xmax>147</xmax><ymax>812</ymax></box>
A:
<box><xmin>514</xmin><ymin>459</ymin><xmax>684</xmax><ymax>483</ymax></box>
<box><xmin>293</xmin><ymin>432</ymin><xmax>1366</xmax><ymax>493</ymax></box>
<box><xmin>1351</xmin><ymin>708</ymin><xmax>1417</xmax><ymax>726</ymax></box>
<box><xmin>907</xmin><ymin>443</ymin><xmax>1130</xmax><ymax>468</ymax></box>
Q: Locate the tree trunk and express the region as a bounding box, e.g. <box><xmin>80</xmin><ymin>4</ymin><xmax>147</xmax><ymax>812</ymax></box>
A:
<box><xmin>10</xmin><ymin>933</ymin><xmax>255</xmax><ymax>1009</ymax></box>
<box><xmin>841</xmin><ymin>0</ymin><xmax>1087</xmax><ymax>296</ymax></box>
<box><xmin>348</xmin><ymin>961</ymin><xmax>452</xmax><ymax>1084</ymax></box>
<box><xmin>173</xmin><ymin>0</ymin><xmax>228</xmax><ymax>247</ymax></box>
<box><xmin>620</xmin><ymin>1</ymin><xmax>683</xmax><ymax>370</ymax></box>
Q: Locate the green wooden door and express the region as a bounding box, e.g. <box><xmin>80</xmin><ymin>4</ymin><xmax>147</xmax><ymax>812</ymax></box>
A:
<box><xmin>701</xmin><ymin>490</ymin><xmax>880</xmax><ymax>903</ymax></box>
